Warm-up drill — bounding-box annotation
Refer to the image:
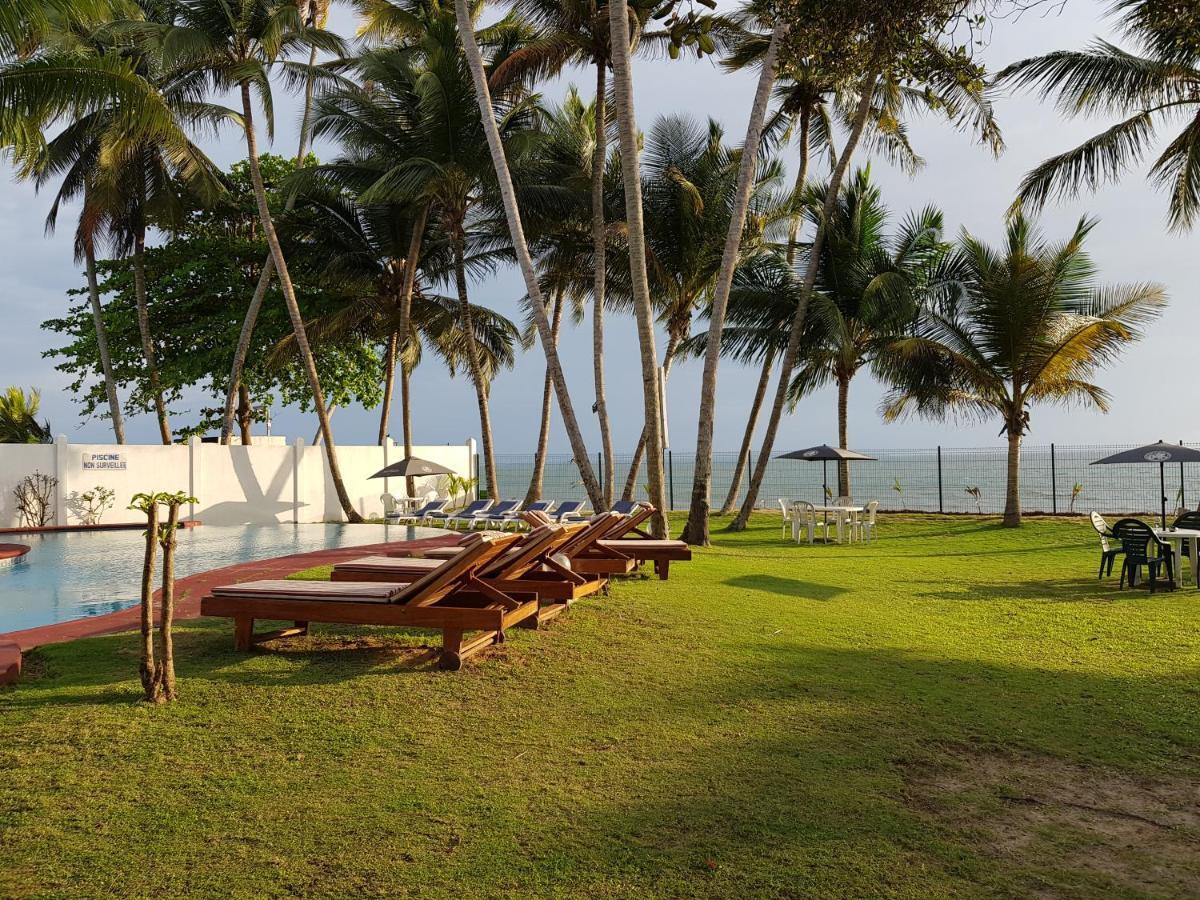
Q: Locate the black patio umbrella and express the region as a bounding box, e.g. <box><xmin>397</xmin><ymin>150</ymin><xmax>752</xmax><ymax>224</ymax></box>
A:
<box><xmin>778</xmin><ymin>445</ymin><xmax>877</xmax><ymax>501</ymax></box>
<box><xmin>1090</xmin><ymin>441</ymin><xmax>1200</xmax><ymax>528</ymax></box>
<box><xmin>368</xmin><ymin>456</ymin><xmax>456</xmax><ymax>480</ymax></box>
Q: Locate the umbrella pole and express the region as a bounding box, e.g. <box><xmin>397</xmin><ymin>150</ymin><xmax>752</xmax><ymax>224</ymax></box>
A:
<box><xmin>823</xmin><ymin>461</ymin><xmax>828</xmax><ymax>502</ymax></box>
<box><xmin>1161</xmin><ymin>462</ymin><xmax>1168</xmax><ymax>528</ymax></box>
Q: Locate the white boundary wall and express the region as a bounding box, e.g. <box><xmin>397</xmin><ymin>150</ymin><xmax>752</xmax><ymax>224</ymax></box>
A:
<box><xmin>0</xmin><ymin>437</ymin><xmax>476</xmax><ymax>527</ymax></box>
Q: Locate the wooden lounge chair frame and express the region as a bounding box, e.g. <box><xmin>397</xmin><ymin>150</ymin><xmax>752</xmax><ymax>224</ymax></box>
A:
<box><xmin>338</xmin><ymin>524</ymin><xmax>604</xmax><ymax>623</ymax></box>
<box><xmin>200</xmin><ymin>534</ymin><xmax>538</xmax><ymax>670</ymax></box>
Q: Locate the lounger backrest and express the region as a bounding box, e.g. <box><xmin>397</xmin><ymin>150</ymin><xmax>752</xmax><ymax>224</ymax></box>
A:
<box><xmin>390</xmin><ymin>532</ymin><xmax>521</xmax><ymax>606</ymax></box>
<box><xmin>524</xmin><ymin>500</ymin><xmax>553</xmax><ymax>513</ymax></box>
<box><xmin>415</xmin><ymin>499</ymin><xmax>447</xmax><ymax>516</ymax></box>
<box><xmin>520</xmin><ymin>510</ymin><xmax>553</xmax><ymax>528</ymax></box>
<box><xmin>459</xmin><ymin>499</ymin><xmax>492</xmax><ymax>516</ymax></box>
<box><xmin>552</xmin><ymin>500</ymin><xmax>583</xmax><ymax>519</ymax></box>
<box><xmin>483</xmin><ymin>524</ymin><xmax>564</xmax><ymax>578</ymax></box>
<box><xmin>610</xmin><ymin>499</ymin><xmax>638</xmax><ymax>515</ymax></box>
<box><xmin>557</xmin><ymin>511</ymin><xmax>622</xmax><ymax>559</ymax></box>
<box><xmin>603</xmin><ymin>503</ymin><xmax>654</xmax><ymax>539</ymax></box>
<box><xmin>486</xmin><ymin>499</ymin><xmax>520</xmax><ymax>517</ymax></box>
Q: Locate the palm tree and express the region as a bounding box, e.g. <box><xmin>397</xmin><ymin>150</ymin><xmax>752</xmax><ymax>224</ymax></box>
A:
<box><xmin>788</xmin><ymin>170</ymin><xmax>946</xmax><ymax>497</ymax></box>
<box><xmin>452</xmin><ymin>0</ymin><xmax>606</xmax><ymax>509</ymax></box>
<box><xmin>997</xmin><ymin>0</ymin><xmax>1200</xmax><ymax>231</ymax></box>
<box><xmin>606</xmin><ymin>0</ymin><xmax>671</xmax><ymax>535</ymax></box>
<box><xmin>493</xmin><ymin>0</ymin><xmax>663</xmax><ymax>508</ymax></box>
<box><xmin>4</xmin><ymin>1</ymin><xmax>231</xmax><ymax>444</ymax></box>
<box><xmin>879</xmin><ymin>213</ymin><xmax>1166</xmax><ymax>527</ymax></box>
<box><xmin>731</xmin><ymin>24</ymin><xmax>1005</xmax><ymax>531</ymax></box>
<box><xmin>172</xmin><ymin>0</ymin><xmax>362</xmax><ymax>521</ymax></box>
<box><xmin>218</xmin><ymin>0</ymin><xmax>331</xmax><ymax>445</ymax></box>
<box><xmin>0</xmin><ymin>387</ymin><xmax>52</xmax><ymax>443</ymax></box>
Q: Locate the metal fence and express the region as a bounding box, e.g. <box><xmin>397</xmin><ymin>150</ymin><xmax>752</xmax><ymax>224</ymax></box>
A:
<box><xmin>484</xmin><ymin>443</ymin><xmax>1200</xmax><ymax>516</ymax></box>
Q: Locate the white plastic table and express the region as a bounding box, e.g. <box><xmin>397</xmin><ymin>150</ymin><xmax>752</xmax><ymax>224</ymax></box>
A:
<box><xmin>1153</xmin><ymin>527</ymin><xmax>1200</xmax><ymax>586</ymax></box>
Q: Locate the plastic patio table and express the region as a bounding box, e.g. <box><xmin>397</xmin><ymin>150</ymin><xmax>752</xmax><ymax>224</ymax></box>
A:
<box><xmin>1153</xmin><ymin>527</ymin><xmax>1200</xmax><ymax>587</ymax></box>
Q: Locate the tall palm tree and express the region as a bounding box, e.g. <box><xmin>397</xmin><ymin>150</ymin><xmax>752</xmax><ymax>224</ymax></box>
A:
<box><xmin>452</xmin><ymin>0</ymin><xmax>606</xmax><ymax>509</ymax></box>
<box><xmin>607</xmin><ymin>0</ymin><xmax>669</xmax><ymax>536</ymax></box>
<box><xmin>218</xmin><ymin>0</ymin><xmax>331</xmax><ymax>445</ymax></box>
<box><xmin>788</xmin><ymin>169</ymin><xmax>946</xmax><ymax>497</ymax></box>
<box><xmin>879</xmin><ymin>213</ymin><xmax>1166</xmax><ymax>527</ymax></box>
<box><xmin>172</xmin><ymin>0</ymin><xmax>362</xmax><ymax>520</ymax></box>
<box><xmin>493</xmin><ymin>0</ymin><xmax>663</xmax><ymax>508</ymax></box>
<box><xmin>997</xmin><ymin>0</ymin><xmax>1200</xmax><ymax>231</ymax></box>
<box><xmin>731</xmin><ymin>29</ymin><xmax>1005</xmax><ymax>531</ymax></box>
<box><xmin>4</xmin><ymin>2</ymin><xmax>231</xmax><ymax>444</ymax></box>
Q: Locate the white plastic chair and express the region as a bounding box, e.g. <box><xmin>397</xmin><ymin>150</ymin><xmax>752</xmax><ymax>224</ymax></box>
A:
<box><xmin>380</xmin><ymin>492</ymin><xmax>400</xmax><ymax>521</ymax></box>
<box><xmin>857</xmin><ymin>500</ymin><xmax>879</xmax><ymax>543</ymax></box>
<box><xmin>792</xmin><ymin>501</ymin><xmax>830</xmax><ymax>544</ymax></box>
<box><xmin>778</xmin><ymin>499</ymin><xmax>793</xmax><ymax>540</ymax></box>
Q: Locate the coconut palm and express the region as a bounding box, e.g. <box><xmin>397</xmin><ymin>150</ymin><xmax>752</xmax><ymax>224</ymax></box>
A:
<box><xmin>788</xmin><ymin>169</ymin><xmax>947</xmax><ymax>497</ymax></box>
<box><xmin>452</xmin><ymin>0</ymin><xmax>605</xmax><ymax>508</ymax></box>
<box><xmin>879</xmin><ymin>213</ymin><xmax>1166</xmax><ymax>527</ymax></box>
<box><xmin>218</xmin><ymin>0</ymin><xmax>331</xmax><ymax>445</ymax></box>
<box><xmin>0</xmin><ymin>387</ymin><xmax>52</xmax><ymax>444</ymax></box>
<box><xmin>997</xmin><ymin>0</ymin><xmax>1200</xmax><ymax>231</ymax></box>
<box><xmin>491</xmin><ymin>0</ymin><xmax>664</xmax><ymax>508</ymax></box>
<box><xmin>4</xmin><ymin>1</ymin><xmax>232</xmax><ymax>444</ymax></box>
<box><xmin>170</xmin><ymin>0</ymin><xmax>361</xmax><ymax>520</ymax></box>
<box><xmin>311</xmin><ymin>10</ymin><xmax>543</xmax><ymax>499</ymax></box>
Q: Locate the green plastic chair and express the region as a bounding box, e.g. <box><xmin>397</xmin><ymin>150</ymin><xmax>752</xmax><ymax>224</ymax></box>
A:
<box><xmin>1111</xmin><ymin>518</ymin><xmax>1174</xmax><ymax>592</ymax></box>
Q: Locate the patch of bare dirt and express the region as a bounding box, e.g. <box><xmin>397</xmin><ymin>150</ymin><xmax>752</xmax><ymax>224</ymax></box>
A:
<box><xmin>904</xmin><ymin>748</ymin><xmax>1200</xmax><ymax>897</ymax></box>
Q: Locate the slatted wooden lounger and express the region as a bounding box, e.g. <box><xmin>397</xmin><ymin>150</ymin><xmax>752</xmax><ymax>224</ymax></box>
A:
<box><xmin>200</xmin><ymin>533</ymin><xmax>538</xmax><ymax>670</ymax></box>
<box><xmin>331</xmin><ymin>524</ymin><xmax>602</xmax><ymax>624</ymax></box>
<box><xmin>571</xmin><ymin>505</ymin><xmax>692</xmax><ymax>580</ymax></box>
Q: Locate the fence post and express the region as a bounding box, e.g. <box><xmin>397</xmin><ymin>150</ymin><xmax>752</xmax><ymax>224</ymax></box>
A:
<box><xmin>1051</xmin><ymin>443</ymin><xmax>1057</xmax><ymax>515</ymax></box>
<box><xmin>1181</xmin><ymin>439</ymin><xmax>1186</xmax><ymax>510</ymax></box>
<box><xmin>937</xmin><ymin>446</ymin><xmax>943</xmax><ymax>514</ymax></box>
<box><xmin>667</xmin><ymin>449</ymin><xmax>675</xmax><ymax>511</ymax></box>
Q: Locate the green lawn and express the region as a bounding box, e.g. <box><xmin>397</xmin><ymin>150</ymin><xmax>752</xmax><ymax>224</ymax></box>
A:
<box><xmin>3</xmin><ymin>514</ymin><xmax>1199</xmax><ymax>898</ymax></box>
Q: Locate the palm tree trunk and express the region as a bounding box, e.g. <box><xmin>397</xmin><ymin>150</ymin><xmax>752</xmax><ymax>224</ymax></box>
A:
<box><xmin>401</xmin><ymin>361</ymin><xmax>415</xmax><ymax>498</ymax></box>
<box><xmin>378</xmin><ymin>329</ymin><xmax>398</xmax><ymax>445</ymax></box>
<box><xmin>131</xmin><ymin>220</ymin><xmax>171</xmax><ymax>444</ymax></box>
<box><xmin>453</xmin><ymin>238</ymin><xmax>499</xmax><ymax>499</ymax></box>
<box><xmin>837</xmin><ymin>375</ymin><xmax>850</xmax><ymax>497</ymax></box>
<box><xmin>623</xmin><ymin>427</ymin><xmax>647</xmax><ymax>502</ymax></box>
<box><xmin>1004</xmin><ymin>426</ymin><xmax>1022</xmax><ymax>527</ymax></box>
<box><xmin>786</xmin><ymin>109</ymin><xmax>813</xmax><ymax>267</ymax></box>
<box><xmin>239</xmin><ymin>82</ymin><xmax>362</xmax><ymax>523</ymax></box>
<box><xmin>733</xmin><ymin>65</ymin><xmax>882</xmax><ymax>531</ymax></box>
<box><xmin>526</xmin><ymin>287</ymin><xmax>565</xmax><ymax>505</ymax></box>
<box><xmin>680</xmin><ymin>20</ymin><xmax>786</xmax><ymax>545</ymax></box>
<box><xmin>592</xmin><ymin>57</ymin><xmax>614</xmax><ymax>509</ymax></box>
<box><xmin>608</xmin><ymin>0</ymin><xmax>668</xmax><ymax>537</ymax></box>
<box><xmin>386</xmin><ymin>201</ymin><xmax>429</xmax><ymax>450</ymax></box>
<box><xmin>220</xmin><ymin>45</ymin><xmax>320</xmax><ymax>444</ymax></box>
<box><xmin>237</xmin><ymin>383</ymin><xmax>252</xmax><ymax>444</ymax></box>
<box><xmin>719</xmin><ymin>349</ymin><xmax>775</xmax><ymax>515</ymax></box>
<box><xmin>313</xmin><ymin>402</ymin><xmax>336</xmax><ymax>445</ymax></box>
<box><xmin>454</xmin><ymin>0</ymin><xmax>604</xmax><ymax>509</ymax></box>
<box><xmin>84</xmin><ymin>242</ymin><xmax>126</xmax><ymax>443</ymax></box>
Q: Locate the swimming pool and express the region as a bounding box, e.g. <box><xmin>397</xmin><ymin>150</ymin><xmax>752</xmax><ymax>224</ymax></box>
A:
<box><xmin>0</xmin><ymin>524</ymin><xmax>450</xmax><ymax>634</ymax></box>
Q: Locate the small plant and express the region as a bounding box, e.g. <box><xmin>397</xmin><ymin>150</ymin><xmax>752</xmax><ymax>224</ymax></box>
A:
<box><xmin>824</xmin><ymin>485</ymin><xmax>833</xmax><ymax>501</ymax></box>
<box><xmin>129</xmin><ymin>491</ymin><xmax>197</xmax><ymax>703</ymax></box>
<box><xmin>1069</xmin><ymin>482</ymin><xmax>1084</xmax><ymax>514</ymax></box>
<box><xmin>444</xmin><ymin>473</ymin><xmax>479</xmax><ymax>510</ymax></box>
<box><xmin>14</xmin><ymin>471</ymin><xmax>58</xmax><ymax>527</ymax></box>
<box><xmin>77</xmin><ymin>485</ymin><xmax>115</xmax><ymax>525</ymax></box>
<box><xmin>892</xmin><ymin>478</ymin><xmax>903</xmax><ymax>497</ymax></box>
<box><xmin>965</xmin><ymin>485</ymin><xmax>983</xmax><ymax>514</ymax></box>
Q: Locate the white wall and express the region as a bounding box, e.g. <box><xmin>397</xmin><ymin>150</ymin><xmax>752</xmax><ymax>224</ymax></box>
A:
<box><xmin>0</xmin><ymin>437</ymin><xmax>476</xmax><ymax>528</ymax></box>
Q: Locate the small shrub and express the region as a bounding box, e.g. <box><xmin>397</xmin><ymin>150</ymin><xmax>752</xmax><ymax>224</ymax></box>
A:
<box><xmin>14</xmin><ymin>471</ymin><xmax>58</xmax><ymax>527</ymax></box>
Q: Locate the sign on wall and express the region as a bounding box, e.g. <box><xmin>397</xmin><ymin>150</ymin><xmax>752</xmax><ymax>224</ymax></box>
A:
<box><xmin>81</xmin><ymin>452</ymin><xmax>127</xmax><ymax>471</ymax></box>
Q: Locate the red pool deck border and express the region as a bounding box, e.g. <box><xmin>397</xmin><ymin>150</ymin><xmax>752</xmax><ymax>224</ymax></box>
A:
<box><xmin>0</xmin><ymin>531</ymin><xmax>464</xmax><ymax>686</ymax></box>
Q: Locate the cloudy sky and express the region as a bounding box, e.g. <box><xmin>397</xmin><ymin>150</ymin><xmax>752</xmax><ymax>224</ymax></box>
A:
<box><xmin>1</xmin><ymin>0</ymin><xmax>1193</xmax><ymax>453</ymax></box>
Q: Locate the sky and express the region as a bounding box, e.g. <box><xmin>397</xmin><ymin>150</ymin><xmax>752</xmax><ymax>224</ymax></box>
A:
<box><xmin>1</xmin><ymin>0</ymin><xmax>1194</xmax><ymax>454</ymax></box>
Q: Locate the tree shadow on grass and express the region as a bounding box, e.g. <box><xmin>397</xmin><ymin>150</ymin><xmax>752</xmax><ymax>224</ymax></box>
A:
<box><xmin>723</xmin><ymin>574</ymin><xmax>846</xmax><ymax>601</ymax></box>
<box><xmin>914</xmin><ymin>576</ymin><xmax>1173</xmax><ymax>604</ymax></box>
<box><xmin>556</xmin><ymin>644</ymin><xmax>1200</xmax><ymax>895</ymax></box>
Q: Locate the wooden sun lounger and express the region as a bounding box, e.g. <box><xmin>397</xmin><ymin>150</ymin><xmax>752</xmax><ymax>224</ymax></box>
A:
<box><xmin>595</xmin><ymin>538</ymin><xmax>692</xmax><ymax>580</ymax></box>
<box><xmin>200</xmin><ymin>533</ymin><xmax>538</xmax><ymax>670</ymax></box>
<box><xmin>335</xmin><ymin>524</ymin><xmax>604</xmax><ymax>623</ymax></box>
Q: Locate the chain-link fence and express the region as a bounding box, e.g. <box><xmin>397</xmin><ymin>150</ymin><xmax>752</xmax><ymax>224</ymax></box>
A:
<box><xmin>484</xmin><ymin>443</ymin><xmax>1200</xmax><ymax>515</ymax></box>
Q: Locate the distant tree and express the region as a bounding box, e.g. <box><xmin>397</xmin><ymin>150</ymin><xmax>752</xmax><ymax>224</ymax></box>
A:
<box><xmin>879</xmin><ymin>214</ymin><xmax>1166</xmax><ymax>527</ymax></box>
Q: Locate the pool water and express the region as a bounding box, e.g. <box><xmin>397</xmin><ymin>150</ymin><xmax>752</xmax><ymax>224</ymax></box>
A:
<box><xmin>0</xmin><ymin>524</ymin><xmax>450</xmax><ymax>634</ymax></box>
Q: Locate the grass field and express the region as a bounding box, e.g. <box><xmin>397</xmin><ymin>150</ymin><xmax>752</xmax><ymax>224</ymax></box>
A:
<box><xmin>2</xmin><ymin>514</ymin><xmax>1198</xmax><ymax>898</ymax></box>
